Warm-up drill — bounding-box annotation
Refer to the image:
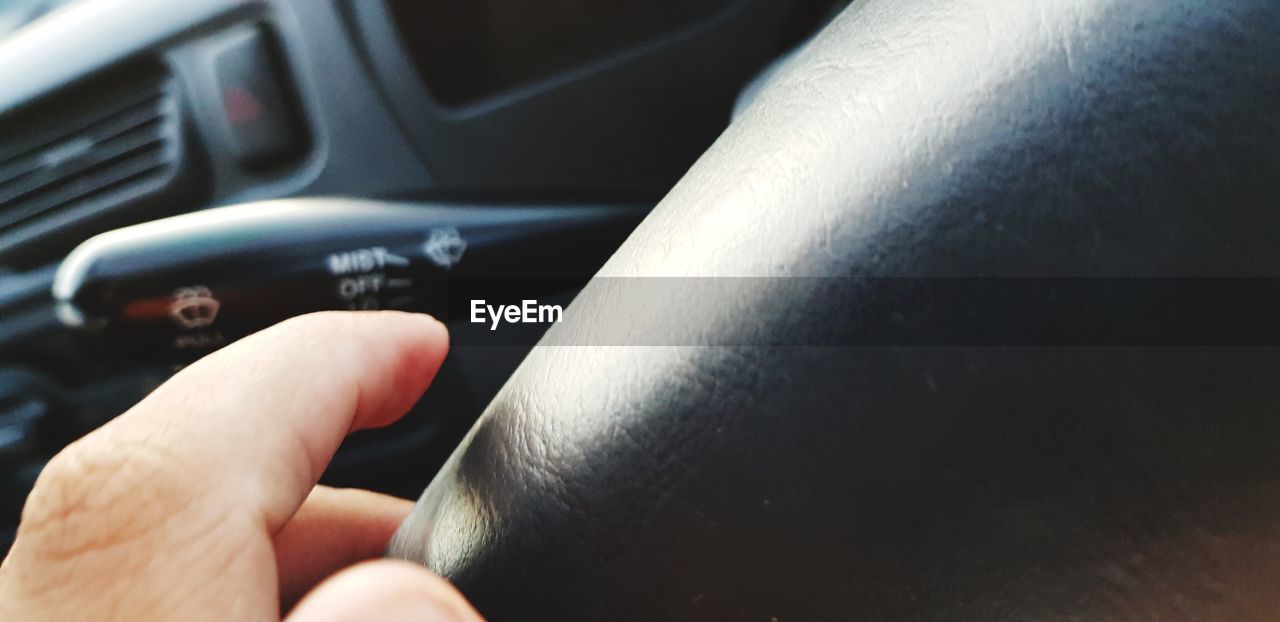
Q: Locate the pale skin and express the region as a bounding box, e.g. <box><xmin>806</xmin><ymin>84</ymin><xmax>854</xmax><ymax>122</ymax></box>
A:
<box><xmin>0</xmin><ymin>312</ymin><xmax>484</xmax><ymax>621</ymax></box>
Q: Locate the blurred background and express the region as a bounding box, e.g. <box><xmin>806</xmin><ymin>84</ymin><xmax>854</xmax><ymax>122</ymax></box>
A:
<box><xmin>0</xmin><ymin>0</ymin><xmax>848</xmax><ymax>555</ymax></box>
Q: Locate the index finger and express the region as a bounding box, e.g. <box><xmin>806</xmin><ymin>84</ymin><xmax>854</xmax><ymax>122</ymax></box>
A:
<box><xmin>0</xmin><ymin>311</ymin><xmax>448</xmax><ymax>620</ymax></box>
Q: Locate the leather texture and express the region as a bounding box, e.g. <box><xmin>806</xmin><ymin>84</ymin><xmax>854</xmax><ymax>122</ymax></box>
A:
<box><xmin>391</xmin><ymin>0</ymin><xmax>1280</xmax><ymax>619</ymax></box>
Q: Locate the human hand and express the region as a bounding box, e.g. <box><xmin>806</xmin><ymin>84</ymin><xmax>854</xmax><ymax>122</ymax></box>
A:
<box><xmin>0</xmin><ymin>312</ymin><xmax>483</xmax><ymax>621</ymax></box>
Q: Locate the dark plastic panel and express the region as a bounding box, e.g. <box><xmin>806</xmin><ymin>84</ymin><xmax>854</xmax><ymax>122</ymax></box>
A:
<box><xmin>350</xmin><ymin>0</ymin><xmax>834</xmax><ymax>196</ymax></box>
<box><xmin>387</xmin><ymin>0</ymin><xmax>746</xmax><ymax>105</ymax></box>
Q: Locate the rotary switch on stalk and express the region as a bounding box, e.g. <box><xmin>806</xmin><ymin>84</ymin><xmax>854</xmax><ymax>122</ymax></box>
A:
<box><xmin>53</xmin><ymin>198</ymin><xmax>643</xmax><ymax>361</ymax></box>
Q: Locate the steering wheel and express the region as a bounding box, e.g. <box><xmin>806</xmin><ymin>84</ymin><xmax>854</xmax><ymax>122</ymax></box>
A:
<box><xmin>391</xmin><ymin>0</ymin><xmax>1280</xmax><ymax>619</ymax></box>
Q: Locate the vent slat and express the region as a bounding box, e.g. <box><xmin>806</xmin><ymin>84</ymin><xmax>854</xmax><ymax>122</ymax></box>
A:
<box><xmin>0</xmin><ymin>148</ymin><xmax>172</xmax><ymax>230</ymax></box>
<box><xmin>0</xmin><ymin>93</ymin><xmax>171</xmax><ymax>189</ymax></box>
<box><xmin>0</xmin><ymin>77</ymin><xmax>171</xmax><ymax>166</ymax></box>
<box><xmin>0</xmin><ymin>63</ymin><xmax>182</xmax><ymax>235</ymax></box>
<box><xmin>0</xmin><ymin>120</ymin><xmax>169</xmax><ymax>206</ymax></box>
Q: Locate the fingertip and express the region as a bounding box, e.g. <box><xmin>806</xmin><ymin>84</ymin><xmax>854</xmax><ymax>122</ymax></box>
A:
<box><xmin>407</xmin><ymin>312</ymin><xmax>450</xmax><ymax>375</ymax></box>
<box><xmin>351</xmin><ymin>312</ymin><xmax>450</xmax><ymax>431</ymax></box>
<box><xmin>285</xmin><ymin>560</ymin><xmax>483</xmax><ymax>622</ymax></box>
<box><xmin>377</xmin><ymin>310</ymin><xmax>447</xmax><ymax>342</ymax></box>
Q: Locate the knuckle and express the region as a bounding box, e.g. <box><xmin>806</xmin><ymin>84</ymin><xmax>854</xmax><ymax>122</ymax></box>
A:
<box><xmin>19</xmin><ymin>434</ymin><xmax>198</xmax><ymax>558</ymax></box>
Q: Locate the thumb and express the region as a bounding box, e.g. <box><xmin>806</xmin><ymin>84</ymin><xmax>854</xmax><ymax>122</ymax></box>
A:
<box><xmin>286</xmin><ymin>560</ymin><xmax>484</xmax><ymax>622</ymax></box>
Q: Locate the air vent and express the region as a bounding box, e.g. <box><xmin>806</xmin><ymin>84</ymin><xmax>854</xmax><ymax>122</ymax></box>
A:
<box><xmin>0</xmin><ymin>63</ymin><xmax>186</xmax><ymax>235</ymax></box>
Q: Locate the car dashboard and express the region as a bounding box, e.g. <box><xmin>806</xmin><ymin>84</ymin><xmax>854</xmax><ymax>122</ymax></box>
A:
<box><xmin>0</xmin><ymin>0</ymin><xmax>841</xmax><ymax>555</ymax></box>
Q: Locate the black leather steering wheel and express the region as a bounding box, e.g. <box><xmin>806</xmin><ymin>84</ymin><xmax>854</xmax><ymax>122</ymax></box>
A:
<box><xmin>391</xmin><ymin>0</ymin><xmax>1280</xmax><ymax>619</ymax></box>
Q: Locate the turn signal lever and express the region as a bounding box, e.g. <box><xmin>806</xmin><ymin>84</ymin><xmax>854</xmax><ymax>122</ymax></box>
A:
<box><xmin>53</xmin><ymin>198</ymin><xmax>645</xmax><ymax>361</ymax></box>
